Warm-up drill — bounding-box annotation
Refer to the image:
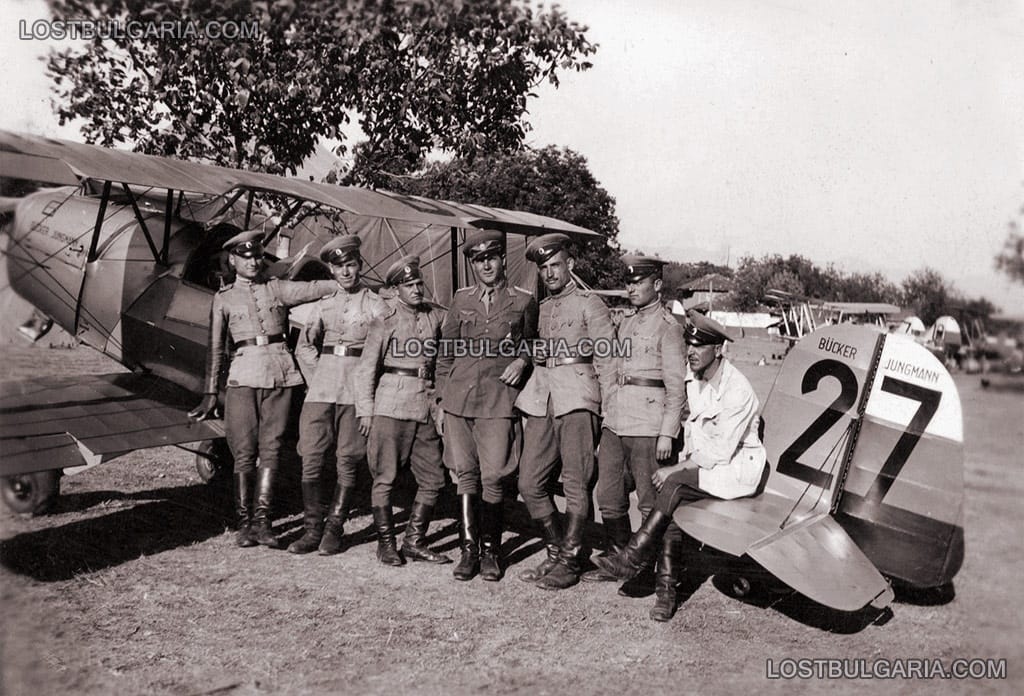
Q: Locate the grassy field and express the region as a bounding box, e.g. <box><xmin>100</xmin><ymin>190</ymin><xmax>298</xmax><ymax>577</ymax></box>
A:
<box><xmin>1</xmin><ymin>342</ymin><xmax>1022</xmax><ymax>695</ymax></box>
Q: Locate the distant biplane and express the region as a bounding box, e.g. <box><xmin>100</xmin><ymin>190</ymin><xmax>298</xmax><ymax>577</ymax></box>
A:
<box><xmin>0</xmin><ymin>132</ymin><xmax>964</xmax><ymax>616</ymax></box>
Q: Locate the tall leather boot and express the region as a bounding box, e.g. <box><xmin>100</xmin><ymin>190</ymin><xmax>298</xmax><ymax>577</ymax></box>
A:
<box><xmin>288</xmin><ymin>480</ymin><xmax>324</xmax><ymax>554</ymax></box>
<box><xmin>401</xmin><ymin>502</ymin><xmax>452</xmax><ymax>564</ymax></box>
<box><xmin>617</xmin><ymin>560</ymin><xmax>656</xmax><ymax>598</ymax></box>
<box><xmin>583</xmin><ymin>509</ymin><xmax>672</xmax><ymax>582</ymax></box>
<box><xmin>518</xmin><ymin>514</ymin><xmax>563</xmax><ymax>582</ymax></box>
<box><xmin>650</xmin><ymin>536</ymin><xmax>683</xmax><ymax>622</ymax></box>
<box><xmin>252</xmin><ymin>467</ymin><xmax>283</xmax><ymax>549</ymax></box>
<box><xmin>479</xmin><ymin>500</ymin><xmax>505</xmax><ymax>582</ymax></box>
<box><xmin>582</xmin><ymin>515</ymin><xmax>632</xmax><ymax>582</ymax></box>
<box><xmin>318</xmin><ymin>483</ymin><xmax>354</xmax><ymax>556</ymax></box>
<box><xmin>373</xmin><ymin>505</ymin><xmax>405</xmax><ymax>566</ymax></box>
<box><xmin>617</xmin><ymin>512</ymin><xmax>655</xmax><ymax>597</ymax></box>
<box><xmin>601</xmin><ymin>516</ymin><xmax>632</xmax><ymax>557</ymax></box>
<box><xmin>536</xmin><ymin>513</ymin><xmax>586</xmax><ymax>590</ymax></box>
<box><xmin>234</xmin><ymin>472</ymin><xmax>257</xmax><ymax>548</ymax></box>
<box><xmin>452</xmin><ymin>494</ymin><xmax>480</xmax><ymax>581</ymax></box>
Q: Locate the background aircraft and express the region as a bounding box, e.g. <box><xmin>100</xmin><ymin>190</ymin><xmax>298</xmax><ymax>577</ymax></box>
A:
<box><xmin>0</xmin><ymin>130</ymin><xmax>599</xmax><ymax>513</ymax></box>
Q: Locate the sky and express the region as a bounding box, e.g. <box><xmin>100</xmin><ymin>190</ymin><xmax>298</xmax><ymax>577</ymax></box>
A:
<box><xmin>2</xmin><ymin>0</ymin><xmax>1023</xmax><ymax>313</ymax></box>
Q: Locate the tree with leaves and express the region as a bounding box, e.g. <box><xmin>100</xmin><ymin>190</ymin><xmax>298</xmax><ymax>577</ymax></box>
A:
<box><xmin>995</xmin><ymin>221</ymin><xmax>1024</xmax><ymax>284</ymax></box>
<box><xmin>901</xmin><ymin>268</ymin><xmax>953</xmax><ymax>327</ymax></box>
<box><xmin>47</xmin><ymin>0</ymin><xmax>595</xmax><ymax>173</ymax></box>
<box><xmin>379</xmin><ymin>145</ymin><xmax>625</xmax><ymax>288</ymax></box>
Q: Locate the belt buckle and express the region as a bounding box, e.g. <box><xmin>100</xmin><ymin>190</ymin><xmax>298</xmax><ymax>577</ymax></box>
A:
<box><xmin>617</xmin><ymin>373</ymin><xmax>626</xmax><ymax>386</ymax></box>
<box><xmin>255</xmin><ymin>335</ymin><xmax>270</xmax><ymax>347</ymax></box>
<box><xmin>545</xmin><ymin>357</ymin><xmax>557</xmax><ymax>368</ymax></box>
<box><xmin>417</xmin><ymin>367</ymin><xmax>431</xmax><ymax>379</ymax></box>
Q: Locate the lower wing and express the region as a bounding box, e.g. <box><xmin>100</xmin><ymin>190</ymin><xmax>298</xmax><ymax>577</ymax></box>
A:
<box><xmin>0</xmin><ymin>373</ymin><xmax>224</xmax><ymax>476</ymax></box>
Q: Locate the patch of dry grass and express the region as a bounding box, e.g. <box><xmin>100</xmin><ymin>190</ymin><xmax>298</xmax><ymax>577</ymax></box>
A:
<box><xmin>2</xmin><ymin>345</ymin><xmax>1022</xmax><ymax>694</ymax></box>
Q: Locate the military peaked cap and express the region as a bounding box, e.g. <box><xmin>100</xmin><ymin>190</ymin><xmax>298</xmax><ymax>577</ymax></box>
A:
<box><xmin>684</xmin><ymin>309</ymin><xmax>735</xmax><ymax>345</ymax></box>
<box><xmin>525</xmin><ymin>233</ymin><xmax>572</xmax><ymax>265</ymax></box>
<box><xmin>385</xmin><ymin>255</ymin><xmax>422</xmax><ymax>286</ymax></box>
<box><xmin>622</xmin><ymin>254</ymin><xmax>667</xmax><ymax>283</ymax></box>
<box><xmin>463</xmin><ymin>229</ymin><xmax>505</xmax><ymax>260</ymax></box>
<box><xmin>320</xmin><ymin>235</ymin><xmax>362</xmax><ymax>266</ymax></box>
<box><xmin>222</xmin><ymin>229</ymin><xmax>265</xmax><ymax>258</ymax></box>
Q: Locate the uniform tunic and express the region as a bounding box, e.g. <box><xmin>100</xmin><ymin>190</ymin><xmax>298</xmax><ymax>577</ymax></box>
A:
<box><xmin>293</xmin><ymin>285</ymin><xmax>389</xmax><ymax>483</ymax></box>
<box><xmin>683</xmin><ymin>358</ymin><xmax>766</xmax><ymax>499</ymax></box>
<box><xmin>204</xmin><ymin>275</ymin><xmax>336</xmax><ymax>472</ymax></box>
<box><xmin>595</xmin><ymin>299</ymin><xmax>687</xmax><ymax>517</ymax></box>
<box><xmin>515</xmin><ymin>281</ymin><xmax>615</xmax><ymax>519</ymax></box>
<box><xmin>356</xmin><ymin>301</ymin><xmax>446</xmax><ymax>507</ymax></box>
<box><xmin>436</xmin><ymin>282</ymin><xmax>538</xmax><ymax>503</ymax></box>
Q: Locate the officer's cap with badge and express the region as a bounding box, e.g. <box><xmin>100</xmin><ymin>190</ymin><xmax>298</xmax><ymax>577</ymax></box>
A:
<box><xmin>222</xmin><ymin>229</ymin><xmax>266</xmax><ymax>258</ymax></box>
<box><xmin>385</xmin><ymin>254</ymin><xmax>422</xmax><ymax>287</ymax></box>
<box><xmin>320</xmin><ymin>235</ymin><xmax>362</xmax><ymax>266</ymax></box>
<box><xmin>622</xmin><ymin>254</ymin><xmax>667</xmax><ymax>283</ymax></box>
<box><xmin>684</xmin><ymin>309</ymin><xmax>735</xmax><ymax>346</ymax></box>
<box><xmin>525</xmin><ymin>233</ymin><xmax>572</xmax><ymax>265</ymax></box>
<box><xmin>463</xmin><ymin>229</ymin><xmax>505</xmax><ymax>261</ymax></box>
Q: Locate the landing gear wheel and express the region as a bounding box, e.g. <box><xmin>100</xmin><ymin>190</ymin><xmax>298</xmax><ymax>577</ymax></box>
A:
<box><xmin>195</xmin><ymin>439</ymin><xmax>233</xmax><ymax>484</ymax></box>
<box><xmin>727</xmin><ymin>574</ymin><xmax>753</xmax><ymax>598</ymax></box>
<box><xmin>1</xmin><ymin>470</ymin><xmax>61</xmax><ymax>515</ymax></box>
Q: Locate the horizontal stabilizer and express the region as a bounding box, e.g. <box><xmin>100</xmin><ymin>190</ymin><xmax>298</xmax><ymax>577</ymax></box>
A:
<box><xmin>748</xmin><ymin>514</ymin><xmax>894</xmax><ymax>611</ymax></box>
<box><xmin>0</xmin><ymin>373</ymin><xmax>224</xmax><ymax>477</ymax></box>
<box><xmin>674</xmin><ymin>490</ymin><xmax>809</xmax><ymax>557</ymax></box>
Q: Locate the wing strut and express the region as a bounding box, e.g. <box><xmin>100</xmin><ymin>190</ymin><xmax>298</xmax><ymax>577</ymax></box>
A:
<box><xmin>120</xmin><ymin>183</ymin><xmax>164</xmax><ymax>264</ymax></box>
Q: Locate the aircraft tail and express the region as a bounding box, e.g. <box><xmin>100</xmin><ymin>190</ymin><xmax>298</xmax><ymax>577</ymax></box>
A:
<box><xmin>748</xmin><ymin>513</ymin><xmax>894</xmax><ymax>611</ymax></box>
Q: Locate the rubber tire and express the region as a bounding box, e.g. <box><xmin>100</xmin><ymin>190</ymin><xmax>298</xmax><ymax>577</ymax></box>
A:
<box><xmin>1</xmin><ymin>470</ymin><xmax>60</xmax><ymax>515</ymax></box>
<box><xmin>194</xmin><ymin>439</ymin><xmax>233</xmax><ymax>484</ymax></box>
<box><xmin>727</xmin><ymin>574</ymin><xmax>753</xmax><ymax>598</ymax></box>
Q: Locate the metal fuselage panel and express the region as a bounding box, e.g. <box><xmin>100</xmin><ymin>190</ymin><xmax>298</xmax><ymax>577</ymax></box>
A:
<box><xmin>6</xmin><ymin>187</ymin><xmax>215</xmax><ymax>394</ymax></box>
<box><xmin>5</xmin><ymin>188</ymin><xmax>93</xmax><ymax>333</ymax></box>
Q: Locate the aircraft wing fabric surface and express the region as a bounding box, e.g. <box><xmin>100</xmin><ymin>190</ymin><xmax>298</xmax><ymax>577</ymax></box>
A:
<box><xmin>0</xmin><ymin>373</ymin><xmax>223</xmax><ymax>477</ymax></box>
<box><xmin>0</xmin><ymin>130</ymin><xmax>599</xmax><ymax>237</ymax></box>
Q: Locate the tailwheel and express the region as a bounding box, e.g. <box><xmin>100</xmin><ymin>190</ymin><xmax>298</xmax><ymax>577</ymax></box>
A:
<box><xmin>1</xmin><ymin>470</ymin><xmax>61</xmax><ymax>515</ymax></box>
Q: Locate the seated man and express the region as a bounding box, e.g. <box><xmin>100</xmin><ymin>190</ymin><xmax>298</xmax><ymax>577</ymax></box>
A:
<box><xmin>589</xmin><ymin>309</ymin><xmax>767</xmax><ymax>621</ymax></box>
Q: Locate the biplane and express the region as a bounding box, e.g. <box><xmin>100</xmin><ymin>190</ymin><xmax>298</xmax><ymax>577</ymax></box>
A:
<box><xmin>675</xmin><ymin>323</ymin><xmax>964</xmax><ymax>611</ymax></box>
<box><xmin>1</xmin><ymin>132</ymin><xmax>964</xmax><ymax>617</ymax></box>
<box><xmin>0</xmin><ymin>130</ymin><xmax>598</xmax><ymax>513</ymax></box>
<box><xmin>762</xmin><ymin>288</ymin><xmax>819</xmax><ymax>342</ymax></box>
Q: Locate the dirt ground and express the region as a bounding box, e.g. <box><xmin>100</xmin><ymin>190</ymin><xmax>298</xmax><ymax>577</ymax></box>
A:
<box><xmin>1</xmin><ymin>342</ymin><xmax>1022</xmax><ymax>695</ymax></box>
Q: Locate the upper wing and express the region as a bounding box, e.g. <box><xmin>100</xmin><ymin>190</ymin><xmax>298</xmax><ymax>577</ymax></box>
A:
<box><xmin>0</xmin><ymin>130</ymin><xmax>600</xmax><ymax>237</ymax></box>
<box><xmin>0</xmin><ymin>373</ymin><xmax>223</xmax><ymax>477</ymax></box>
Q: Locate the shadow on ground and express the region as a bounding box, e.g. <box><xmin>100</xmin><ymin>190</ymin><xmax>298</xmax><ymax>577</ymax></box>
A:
<box><xmin>1</xmin><ymin>482</ymin><xmax>233</xmax><ymax>582</ymax></box>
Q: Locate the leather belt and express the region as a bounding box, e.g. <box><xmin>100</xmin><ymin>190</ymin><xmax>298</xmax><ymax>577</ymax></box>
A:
<box><xmin>234</xmin><ymin>334</ymin><xmax>286</xmax><ymax>348</ymax></box>
<box><xmin>384</xmin><ymin>366</ymin><xmax>434</xmax><ymax>380</ymax></box>
<box><xmin>541</xmin><ymin>355</ymin><xmax>593</xmax><ymax>368</ymax></box>
<box><xmin>324</xmin><ymin>344</ymin><xmax>362</xmax><ymax>357</ymax></box>
<box><xmin>617</xmin><ymin>374</ymin><xmax>665</xmax><ymax>388</ymax></box>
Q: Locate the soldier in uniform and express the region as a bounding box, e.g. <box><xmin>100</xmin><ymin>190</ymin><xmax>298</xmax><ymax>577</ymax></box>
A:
<box><xmin>355</xmin><ymin>255</ymin><xmax>451</xmax><ymax>566</ymax></box>
<box><xmin>287</xmin><ymin>235</ymin><xmax>389</xmax><ymax>555</ymax></box>
<box><xmin>189</xmin><ymin>229</ymin><xmax>336</xmax><ymax>549</ymax></box>
<box><xmin>582</xmin><ymin>255</ymin><xmax>687</xmax><ymax>610</ymax></box>
<box><xmin>590</xmin><ymin>310</ymin><xmax>767</xmax><ymax>621</ymax></box>
<box><xmin>515</xmin><ymin>233</ymin><xmax>615</xmax><ymax>590</ymax></box>
<box><xmin>436</xmin><ymin>229</ymin><xmax>539</xmax><ymax>582</ymax></box>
